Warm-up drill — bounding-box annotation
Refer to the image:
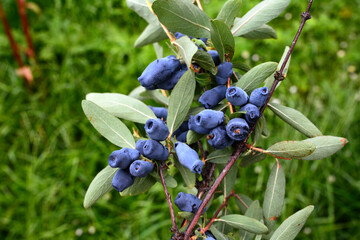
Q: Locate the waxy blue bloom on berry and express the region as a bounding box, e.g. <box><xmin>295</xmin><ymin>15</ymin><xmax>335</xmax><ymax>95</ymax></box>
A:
<box><xmin>148</xmin><ymin>106</ymin><xmax>168</xmax><ymax>121</ymax></box>
<box><xmin>188</xmin><ymin>115</ymin><xmax>210</xmax><ymax>134</ymax></box>
<box><xmin>208</xmin><ymin>125</ymin><xmax>234</xmax><ymax>149</ymax></box>
<box><xmin>194</xmin><ymin>109</ymin><xmax>224</xmax><ymax>129</ymax></box>
<box><xmin>226</xmin><ymin>86</ymin><xmax>249</xmax><ymax>106</ymax></box>
<box><xmin>135</xmin><ymin>140</ymin><xmax>146</xmax><ymax>155</ymax></box>
<box><xmin>129</xmin><ymin>160</ymin><xmax>154</xmax><ymax>177</ymax></box>
<box><xmin>108</xmin><ymin>148</ymin><xmax>140</xmax><ymax>169</ymax></box>
<box><xmin>143</xmin><ymin>140</ymin><xmax>169</xmax><ymax>161</ymax></box>
<box><xmin>199</xmin><ymin>85</ymin><xmax>226</xmax><ymax>109</ymax></box>
<box><xmin>240</xmin><ymin>103</ymin><xmax>260</xmax><ymax>124</ymax></box>
<box><xmin>176</xmin><ymin>131</ymin><xmax>188</xmax><ymax>142</ymax></box>
<box><xmin>145</xmin><ymin>118</ymin><xmax>169</xmax><ymax>141</ymax></box>
<box><xmin>226</xmin><ymin>118</ymin><xmax>250</xmax><ymax>141</ymax></box>
<box><xmin>157</xmin><ymin>63</ymin><xmax>187</xmax><ymax>90</ymax></box>
<box><xmin>216</xmin><ymin>62</ymin><xmax>233</xmax><ymax>85</ymax></box>
<box><xmin>249</xmin><ymin>86</ymin><xmax>269</xmax><ymax>107</ymax></box>
<box><xmin>174</xmin><ymin>142</ymin><xmax>204</xmax><ymax>174</ymax></box>
<box><xmin>174</xmin><ymin>192</ymin><xmax>202</xmax><ymax>213</ymax></box>
<box><xmin>112</xmin><ymin>169</ymin><xmax>135</xmax><ymax>192</ymax></box>
<box><xmin>208</xmin><ymin>50</ymin><xmax>221</xmax><ymax>66</ymax></box>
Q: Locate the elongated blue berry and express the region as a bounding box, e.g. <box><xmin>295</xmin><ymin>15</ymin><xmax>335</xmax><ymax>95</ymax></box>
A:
<box><xmin>208</xmin><ymin>50</ymin><xmax>221</xmax><ymax>66</ymax></box>
<box><xmin>240</xmin><ymin>103</ymin><xmax>260</xmax><ymax>124</ymax></box>
<box><xmin>143</xmin><ymin>140</ymin><xmax>169</xmax><ymax>161</ymax></box>
<box><xmin>157</xmin><ymin>63</ymin><xmax>187</xmax><ymax>90</ymax></box>
<box><xmin>176</xmin><ymin>131</ymin><xmax>188</xmax><ymax>142</ymax></box>
<box><xmin>199</xmin><ymin>85</ymin><xmax>226</xmax><ymax>109</ymax></box>
<box><xmin>112</xmin><ymin>169</ymin><xmax>135</xmax><ymax>192</ymax></box>
<box><xmin>174</xmin><ymin>192</ymin><xmax>202</xmax><ymax>213</ymax></box>
<box><xmin>216</xmin><ymin>62</ymin><xmax>233</xmax><ymax>85</ymax></box>
<box><xmin>145</xmin><ymin>118</ymin><xmax>169</xmax><ymax>141</ymax></box>
<box><xmin>129</xmin><ymin>160</ymin><xmax>154</xmax><ymax>177</ymax></box>
<box><xmin>173</xmin><ymin>121</ymin><xmax>189</xmax><ymax>137</ymax></box>
<box><xmin>208</xmin><ymin>125</ymin><xmax>234</xmax><ymax>149</ymax></box>
<box><xmin>194</xmin><ymin>109</ymin><xmax>224</xmax><ymax>129</ymax></box>
<box><xmin>148</xmin><ymin>106</ymin><xmax>168</xmax><ymax>121</ymax></box>
<box><xmin>188</xmin><ymin>115</ymin><xmax>210</xmax><ymax>134</ymax></box>
<box><xmin>174</xmin><ymin>142</ymin><xmax>204</xmax><ymax>174</ymax></box>
<box><xmin>108</xmin><ymin>148</ymin><xmax>140</xmax><ymax>169</ymax></box>
<box><xmin>226</xmin><ymin>118</ymin><xmax>249</xmax><ymax>141</ymax></box>
<box><xmin>136</xmin><ymin>140</ymin><xmax>146</xmax><ymax>155</ymax></box>
<box><xmin>226</xmin><ymin>86</ymin><xmax>249</xmax><ymax>106</ymax></box>
<box><xmin>249</xmin><ymin>87</ymin><xmax>269</xmax><ymax>107</ymax></box>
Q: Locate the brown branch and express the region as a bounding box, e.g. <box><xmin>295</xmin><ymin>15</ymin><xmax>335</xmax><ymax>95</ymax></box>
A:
<box><xmin>183</xmin><ymin>1</ymin><xmax>314</xmax><ymax>239</ymax></box>
<box><xmin>17</xmin><ymin>0</ymin><xmax>35</xmax><ymax>59</ymax></box>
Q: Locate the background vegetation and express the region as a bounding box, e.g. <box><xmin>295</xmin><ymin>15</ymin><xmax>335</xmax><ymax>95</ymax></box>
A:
<box><xmin>0</xmin><ymin>0</ymin><xmax>359</xmax><ymax>239</ymax></box>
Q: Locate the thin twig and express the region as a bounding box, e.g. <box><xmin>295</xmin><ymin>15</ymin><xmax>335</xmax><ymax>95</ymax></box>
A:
<box><xmin>17</xmin><ymin>0</ymin><xmax>35</xmax><ymax>59</ymax></box>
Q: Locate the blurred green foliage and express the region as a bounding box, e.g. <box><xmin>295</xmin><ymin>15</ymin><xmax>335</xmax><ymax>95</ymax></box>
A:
<box><xmin>0</xmin><ymin>0</ymin><xmax>359</xmax><ymax>239</ymax></box>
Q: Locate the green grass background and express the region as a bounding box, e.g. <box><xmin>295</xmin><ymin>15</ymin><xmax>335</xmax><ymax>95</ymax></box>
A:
<box><xmin>0</xmin><ymin>0</ymin><xmax>359</xmax><ymax>239</ymax></box>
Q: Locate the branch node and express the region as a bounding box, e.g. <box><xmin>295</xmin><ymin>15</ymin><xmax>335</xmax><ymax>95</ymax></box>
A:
<box><xmin>301</xmin><ymin>12</ymin><xmax>312</xmax><ymax>21</ymax></box>
<box><xmin>274</xmin><ymin>70</ymin><xmax>285</xmax><ymax>81</ymax></box>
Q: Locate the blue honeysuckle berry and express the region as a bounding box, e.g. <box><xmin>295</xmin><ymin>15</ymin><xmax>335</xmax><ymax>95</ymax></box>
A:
<box><xmin>194</xmin><ymin>109</ymin><xmax>224</xmax><ymax>129</ymax></box>
<box><xmin>157</xmin><ymin>63</ymin><xmax>187</xmax><ymax>90</ymax></box>
<box><xmin>148</xmin><ymin>106</ymin><xmax>168</xmax><ymax>121</ymax></box>
<box><xmin>143</xmin><ymin>139</ymin><xmax>169</xmax><ymax>161</ymax></box>
<box><xmin>216</xmin><ymin>62</ymin><xmax>233</xmax><ymax>85</ymax></box>
<box><xmin>136</xmin><ymin>140</ymin><xmax>146</xmax><ymax>155</ymax></box>
<box><xmin>176</xmin><ymin>130</ymin><xmax>188</xmax><ymax>142</ymax></box>
<box><xmin>208</xmin><ymin>125</ymin><xmax>234</xmax><ymax>149</ymax></box>
<box><xmin>249</xmin><ymin>86</ymin><xmax>269</xmax><ymax>107</ymax></box>
<box><xmin>188</xmin><ymin>115</ymin><xmax>210</xmax><ymax>134</ymax></box>
<box><xmin>175</xmin><ymin>32</ymin><xmax>188</xmax><ymax>39</ymax></box>
<box><xmin>108</xmin><ymin>148</ymin><xmax>140</xmax><ymax>169</ymax></box>
<box><xmin>199</xmin><ymin>85</ymin><xmax>227</xmax><ymax>109</ymax></box>
<box><xmin>173</xmin><ymin>121</ymin><xmax>189</xmax><ymax>137</ymax></box>
<box><xmin>112</xmin><ymin>169</ymin><xmax>135</xmax><ymax>192</ymax></box>
<box><xmin>226</xmin><ymin>118</ymin><xmax>250</xmax><ymax>141</ymax></box>
<box><xmin>226</xmin><ymin>86</ymin><xmax>249</xmax><ymax>106</ymax></box>
<box><xmin>145</xmin><ymin>118</ymin><xmax>170</xmax><ymax>141</ymax></box>
<box><xmin>129</xmin><ymin>160</ymin><xmax>154</xmax><ymax>177</ymax></box>
<box><xmin>240</xmin><ymin>103</ymin><xmax>260</xmax><ymax>124</ymax></box>
<box><xmin>137</xmin><ymin>55</ymin><xmax>181</xmax><ymax>90</ymax></box>
<box><xmin>207</xmin><ymin>50</ymin><xmax>221</xmax><ymax>66</ymax></box>
<box><xmin>174</xmin><ymin>192</ymin><xmax>202</xmax><ymax>213</ymax></box>
<box><xmin>205</xmin><ymin>237</ymin><xmax>215</xmax><ymax>240</ymax></box>
<box><xmin>174</xmin><ymin>142</ymin><xmax>204</xmax><ymax>174</ymax></box>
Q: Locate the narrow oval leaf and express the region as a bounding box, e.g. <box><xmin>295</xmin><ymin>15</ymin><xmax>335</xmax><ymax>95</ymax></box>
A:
<box><xmin>232</xmin><ymin>0</ymin><xmax>291</xmax><ymax>36</ymax></box>
<box><xmin>240</xmin><ymin>200</ymin><xmax>263</xmax><ymax>240</ymax></box>
<box><xmin>167</xmin><ymin>70</ymin><xmax>196</xmax><ymax>134</ymax></box>
<box><xmin>216</xmin><ymin>0</ymin><xmax>242</xmax><ymax>28</ymax></box>
<box><xmin>82</xmin><ymin>100</ymin><xmax>135</xmax><ymax>149</ymax></box>
<box><xmin>86</xmin><ymin>93</ymin><xmax>156</xmax><ymax>124</ymax></box>
<box><xmin>210</xmin><ymin>20</ymin><xmax>235</xmax><ymax>62</ymax></box>
<box><xmin>300</xmin><ymin>136</ymin><xmax>349</xmax><ymax>160</ymax></box>
<box><xmin>235</xmin><ymin>62</ymin><xmax>277</xmax><ymax>94</ymax></box>
<box><xmin>240</xmin><ymin>24</ymin><xmax>277</xmax><ymax>39</ymax></box>
<box><xmin>164</xmin><ymin>174</ymin><xmax>178</xmax><ymax>188</ymax></box>
<box><xmin>152</xmin><ymin>0</ymin><xmax>211</xmax><ymax>38</ymax></box>
<box><xmin>206</xmin><ymin>149</ymin><xmax>232</xmax><ymax>164</ymax></box>
<box><xmin>186</xmin><ymin>130</ymin><xmax>203</xmax><ymax>145</ymax></box>
<box><xmin>222</xmin><ymin>163</ymin><xmax>238</xmax><ymax>197</ymax></box>
<box><xmin>185</xmin><ymin>106</ymin><xmax>205</xmax><ymax>120</ymax></box>
<box><xmin>217</xmin><ymin>214</ymin><xmax>268</xmax><ymax>234</ymax></box>
<box><xmin>270</xmin><ymin>205</ymin><xmax>314</xmax><ymax>240</ymax></box>
<box><xmin>263</xmin><ymin>160</ymin><xmax>285</xmax><ymax>231</ymax></box>
<box><xmin>265</xmin><ymin>140</ymin><xmax>316</xmax><ymax>160</ymax></box>
<box><xmin>174</xmin><ymin>157</ymin><xmax>195</xmax><ymax>188</ymax></box>
<box><xmin>126</xmin><ymin>0</ymin><xmax>157</xmax><ymax>24</ymax></box>
<box><xmin>147</xmin><ymin>89</ymin><xmax>169</xmax><ymax>105</ymax></box>
<box><xmin>129</xmin><ymin>86</ymin><xmax>149</xmax><ymax>101</ymax></box>
<box><xmin>209</xmin><ymin>225</ymin><xmax>228</xmax><ymax>240</ymax></box>
<box><xmin>235</xmin><ymin>194</ymin><xmax>253</xmax><ymax>214</ymax></box>
<box><xmin>134</xmin><ymin>23</ymin><xmax>167</xmax><ymax>48</ymax></box>
<box><xmin>240</xmin><ymin>151</ymin><xmax>267</xmax><ymax>168</ymax></box>
<box><xmin>173</xmin><ymin>36</ymin><xmax>198</xmax><ymax>68</ymax></box>
<box><xmin>120</xmin><ymin>175</ymin><xmax>156</xmax><ymax>196</ymax></box>
<box><xmin>192</xmin><ymin>50</ymin><xmax>217</xmax><ymax>75</ymax></box>
<box><xmin>268</xmin><ymin>103</ymin><xmax>323</xmax><ymax>138</ymax></box>
<box><xmin>83</xmin><ymin>166</ymin><xmax>117</xmax><ymax>208</ymax></box>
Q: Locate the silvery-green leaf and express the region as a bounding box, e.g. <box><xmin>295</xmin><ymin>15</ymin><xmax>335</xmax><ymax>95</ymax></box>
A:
<box><xmin>216</xmin><ymin>0</ymin><xmax>242</xmax><ymax>28</ymax></box>
<box><xmin>174</xmin><ymin>157</ymin><xmax>195</xmax><ymax>188</ymax></box>
<box><xmin>134</xmin><ymin>23</ymin><xmax>167</xmax><ymax>48</ymax></box>
<box><xmin>186</xmin><ymin>130</ymin><xmax>203</xmax><ymax>145</ymax></box>
<box><xmin>235</xmin><ymin>194</ymin><xmax>253</xmax><ymax>214</ymax></box>
<box><xmin>235</xmin><ymin>62</ymin><xmax>277</xmax><ymax>94</ymax></box>
<box><xmin>210</xmin><ymin>19</ymin><xmax>235</xmax><ymax>62</ymax></box>
<box><xmin>82</xmin><ymin>100</ymin><xmax>135</xmax><ymax>149</ymax></box>
<box><xmin>233</xmin><ymin>62</ymin><xmax>251</xmax><ymax>72</ymax></box>
<box><xmin>173</xmin><ymin>36</ymin><xmax>198</xmax><ymax>68</ymax></box>
<box><xmin>263</xmin><ymin>160</ymin><xmax>285</xmax><ymax>231</ymax></box>
<box><xmin>268</xmin><ymin>103</ymin><xmax>323</xmax><ymax>138</ymax></box>
<box><xmin>193</xmin><ymin>50</ymin><xmax>217</xmax><ymax>75</ymax></box>
<box><xmin>232</xmin><ymin>0</ymin><xmax>291</xmax><ymax>36</ymax></box>
<box><xmin>223</xmin><ymin>163</ymin><xmax>238</xmax><ymax>197</ymax></box>
<box><xmin>185</xmin><ymin>107</ymin><xmax>205</xmax><ymax>120</ymax></box>
<box><xmin>152</xmin><ymin>0</ymin><xmax>211</xmax><ymax>38</ymax></box>
<box><xmin>240</xmin><ymin>151</ymin><xmax>267</xmax><ymax>168</ymax></box>
<box><xmin>126</xmin><ymin>0</ymin><xmax>157</xmax><ymax>24</ymax></box>
<box><xmin>128</xmin><ymin>86</ymin><xmax>149</xmax><ymax>101</ymax></box>
<box><xmin>120</xmin><ymin>175</ymin><xmax>156</xmax><ymax>196</ymax></box>
<box><xmin>206</xmin><ymin>149</ymin><xmax>232</xmax><ymax>164</ymax></box>
<box><xmin>147</xmin><ymin>89</ymin><xmax>169</xmax><ymax>105</ymax></box>
<box><xmin>270</xmin><ymin>205</ymin><xmax>314</xmax><ymax>240</ymax></box>
<box><xmin>216</xmin><ymin>214</ymin><xmax>268</xmax><ymax>234</ymax></box>
<box><xmin>153</xmin><ymin>173</ymin><xmax>178</xmax><ymax>188</ymax></box>
<box><xmin>240</xmin><ymin>24</ymin><xmax>277</xmax><ymax>39</ymax></box>
<box><xmin>153</xmin><ymin>42</ymin><xmax>163</xmax><ymax>59</ymax></box>
<box><xmin>86</xmin><ymin>93</ymin><xmax>156</xmax><ymax>124</ymax></box>
<box><xmin>83</xmin><ymin>166</ymin><xmax>117</xmax><ymax>208</ymax></box>
<box><xmin>300</xmin><ymin>136</ymin><xmax>349</xmax><ymax>160</ymax></box>
<box><xmin>264</xmin><ymin>46</ymin><xmax>291</xmax><ymax>89</ymax></box>
<box><xmin>167</xmin><ymin>70</ymin><xmax>196</xmax><ymax>135</ymax></box>
<box><xmin>209</xmin><ymin>225</ymin><xmax>228</xmax><ymax>240</ymax></box>
<box><xmin>195</xmin><ymin>73</ymin><xmax>213</xmax><ymax>86</ymax></box>
<box><xmin>240</xmin><ymin>200</ymin><xmax>263</xmax><ymax>240</ymax></box>
<box><xmin>265</xmin><ymin>140</ymin><xmax>316</xmax><ymax>160</ymax></box>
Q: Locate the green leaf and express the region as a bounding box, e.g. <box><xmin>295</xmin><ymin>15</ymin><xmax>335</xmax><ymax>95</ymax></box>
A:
<box><xmin>216</xmin><ymin>0</ymin><xmax>242</xmax><ymax>28</ymax></box>
<box><xmin>185</xmin><ymin>107</ymin><xmax>205</xmax><ymax>120</ymax></box>
<box><xmin>126</xmin><ymin>0</ymin><xmax>157</xmax><ymax>24</ymax></box>
<box><xmin>193</xmin><ymin>51</ymin><xmax>217</xmax><ymax>75</ymax></box>
<box><xmin>206</xmin><ymin>149</ymin><xmax>232</xmax><ymax>164</ymax></box>
<box><xmin>167</xmin><ymin>70</ymin><xmax>196</xmax><ymax>134</ymax></box>
<box><xmin>195</xmin><ymin>73</ymin><xmax>213</xmax><ymax>86</ymax></box>
<box><xmin>265</xmin><ymin>140</ymin><xmax>316</xmax><ymax>160</ymax></box>
<box><xmin>147</xmin><ymin>89</ymin><xmax>169</xmax><ymax>105</ymax></box>
<box><xmin>82</xmin><ymin>100</ymin><xmax>135</xmax><ymax>149</ymax></box>
<box><xmin>152</xmin><ymin>0</ymin><xmax>211</xmax><ymax>38</ymax></box>
<box><xmin>240</xmin><ymin>151</ymin><xmax>267</xmax><ymax>168</ymax></box>
<box><xmin>263</xmin><ymin>160</ymin><xmax>285</xmax><ymax>231</ymax></box>
<box><xmin>232</xmin><ymin>62</ymin><xmax>250</xmax><ymax>72</ymax></box>
<box><xmin>186</xmin><ymin>130</ymin><xmax>203</xmax><ymax>145</ymax></box>
<box><xmin>232</xmin><ymin>0</ymin><xmax>291</xmax><ymax>36</ymax></box>
<box><xmin>209</xmin><ymin>225</ymin><xmax>228</xmax><ymax>240</ymax></box>
<box><xmin>128</xmin><ymin>86</ymin><xmax>149</xmax><ymax>101</ymax></box>
<box><xmin>83</xmin><ymin>166</ymin><xmax>117</xmax><ymax>208</ymax></box>
<box><xmin>135</xmin><ymin>23</ymin><xmax>167</xmax><ymax>48</ymax></box>
<box><xmin>223</xmin><ymin>163</ymin><xmax>238</xmax><ymax>197</ymax></box>
<box><xmin>235</xmin><ymin>194</ymin><xmax>253</xmax><ymax>214</ymax></box>
<box><xmin>86</xmin><ymin>93</ymin><xmax>156</xmax><ymax>124</ymax></box>
<box><xmin>120</xmin><ymin>175</ymin><xmax>156</xmax><ymax>196</ymax></box>
<box><xmin>240</xmin><ymin>200</ymin><xmax>263</xmax><ymax>240</ymax></box>
<box><xmin>153</xmin><ymin>173</ymin><xmax>178</xmax><ymax>188</ymax></box>
<box><xmin>235</xmin><ymin>62</ymin><xmax>277</xmax><ymax>94</ymax></box>
<box><xmin>210</xmin><ymin>20</ymin><xmax>235</xmax><ymax>62</ymax></box>
<box><xmin>173</xmin><ymin>36</ymin><xmax>198</xmax><ymax>68</ymax></box>
<box><xmin>178</xmin><ymin>211</ymin><xmax>194</xmax><ymax>220</ymax></box>
<box><xmin>174</xmin><ymin>157</ymin><xmax>195</xmax><ymax>188</ymax></box>
<box><xmin>300</xmin><ymin>136</ymin><xmax>349</xmax><ymax>160</ymax></box>
<box><xmin>216</xmin><ymin>214</ymin><xmax>268</xmax><ymax>234</ymax></box>
<box><xmin>264</xmin><ymin>46</ymin><xmax>291</xmax><ymax>89</ymax></box>
<box><xmin>270</xmin><ymin>205</ymin><xmax>314</xmax><ymax>240</ymax></box>
<box><xmin>268</xmin><ymin>103</ymin><xmax>323</xmax><ymax>138</ymax></box>
<box><xmin>240</xmin><ymin>24</ymin><xmax>277</xmax><ymax>39</ymax></box>
<box><xmin>153</xmin><ymin>42</ymin><xmax>163</xmax><ymax>59</ymax></box>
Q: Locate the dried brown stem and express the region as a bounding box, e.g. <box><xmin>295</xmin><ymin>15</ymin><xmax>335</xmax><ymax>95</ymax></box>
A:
<box><xmin>17</xmin><ymin>0</ymin><xmax>35</xmax><ymax>59</ymax></box>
